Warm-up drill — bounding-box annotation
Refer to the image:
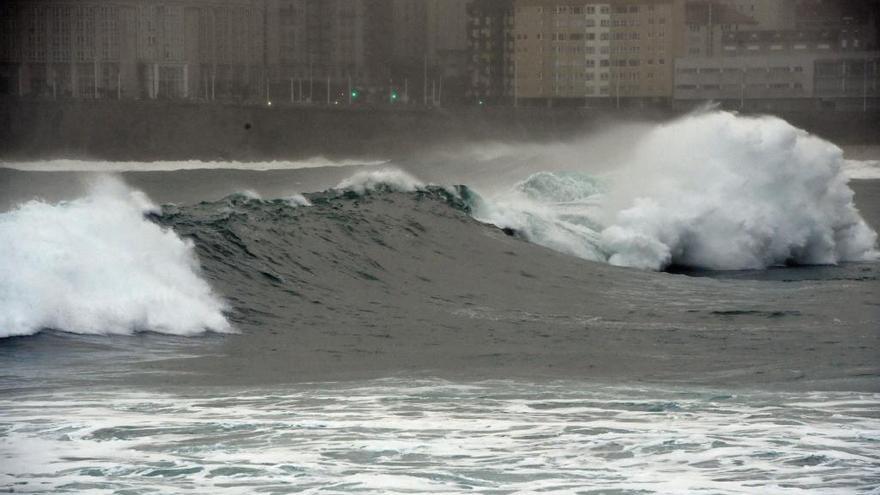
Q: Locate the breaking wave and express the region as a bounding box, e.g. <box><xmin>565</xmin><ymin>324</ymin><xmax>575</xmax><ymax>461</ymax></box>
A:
<box><xmin>1</xmin><ymin>111</ymin><xmax>876</xmax><ymax>338</ymax></box>
<box><xmin>0</xmin><ymin>177</ymin><xmax>230</xmax><ymax>338</ymax></box>
<box><xmin>844</xmin><ymin>159</ymin><xmax>880</xmax><ymax>180</ymax></box>
<box><xmin>473</xmin><ymin>112</ymin><xmax>878</xmax><ymax>270</ymax></box>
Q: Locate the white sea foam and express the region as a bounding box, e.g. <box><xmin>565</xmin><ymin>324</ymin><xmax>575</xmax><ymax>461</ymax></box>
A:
<box><xmin>600</xmin><ymin>112</ymin><xmax>877</xmax><ymax>270</ymax></box>
<box><xmin>1</xmin><ymin>380</ymin><xmax>877</xmax><ymax>494</ymax></box>
<box><xmin>0</xmin><ymin>157</ymin><xmax>388</xmax><ymax>172</ymax></box>
<box><xmin>335</xmin><ymin>168</ymin><xmax>425</xmax><ymax>194</ymax></box>
<box><xmin>474</xmin><ymin>111</ymin><xmax>878</xmax><ymax>271</ymax></box>
<box><xmin>0</xmin><ymin>176</ymin><xmax>230</xmax><ymax>337</ymax></box>
<box><xmin>284</xmin><ymin>193</ymin><xmax>312</xmax><ymax>207</ymax></box>
<box><xmin>843</xmin><ymin>159</ymin><xmax>880</xmax><ymax>180</ymax></box>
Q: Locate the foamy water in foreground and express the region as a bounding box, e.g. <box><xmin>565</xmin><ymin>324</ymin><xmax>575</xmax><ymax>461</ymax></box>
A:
<box><xmin>1</xmin><ymin>379</ymin><xmax>878</xmax><ymax>494</ymax></box>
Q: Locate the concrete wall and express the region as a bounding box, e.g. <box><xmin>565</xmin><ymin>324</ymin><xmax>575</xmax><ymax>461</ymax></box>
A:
<box><xmin>1</xmin><ymin>98</ymin><xmax>877</xmax><ymax>162</ymax></box>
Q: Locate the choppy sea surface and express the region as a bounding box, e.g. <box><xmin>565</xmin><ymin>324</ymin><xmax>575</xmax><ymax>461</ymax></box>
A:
<box><xmin>1</xmin><ymin>111</ymin><xmax>879</xmax><ymax>493</ymax></box>
<box><xmin>2</xmin><ymin>379</ymin><xmax>879</xmax><ymax>495</ymax></box>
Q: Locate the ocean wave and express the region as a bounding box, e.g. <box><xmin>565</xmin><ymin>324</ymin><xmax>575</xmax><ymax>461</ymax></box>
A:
<box><xmin>0</xmin><ymin>176</ymin><xmax>230</xmax><ymax>338</ymax></box>
<box><xmin>335</xmin><ymin>169</ymin><xmax>425</xmax><ymax>194</ymax></box>
<box><xmin>844</xmin><ymin>159</ymin><xmax>880</xmax><ymax>180</ymax></box>
<box><xmin>472</xmin><ymin>112</ymin><xmax>878</xmax><ymax>271</ymax></box>
<box><xmin>0</xmin><ymin>157</ymin><xmax>388</xmax><ymax>172</ymax></box>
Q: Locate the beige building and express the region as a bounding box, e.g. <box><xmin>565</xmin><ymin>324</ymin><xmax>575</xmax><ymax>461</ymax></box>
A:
<box><xmin>513</xmin><ymin>1</ymin><xmax>612</xmax><ymax>101</ymax></box>
<box><xmin>0</xmin><ymin>0</ymin><xmax>271</xmax><ymax>100</ymax></box>
<box><xmin>510</xmin><ymin>0</ymin><xmax>687</xmax><ymax>104</ymax></box>
<box><xmin>608</xmin><ymin>0</ymin><xmax>686</xmax><ymax>101</ymax></box>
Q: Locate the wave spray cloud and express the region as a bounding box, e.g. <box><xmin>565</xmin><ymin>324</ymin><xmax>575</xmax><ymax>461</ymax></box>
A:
<box><xmin>475</xmin><ymin>111</ymin><xmax>878</xmax><ymax>271</ymax></box>
<box><xmin>0</xmin><ymin>176</ymin><xmax>230</xmax><ymax>337</ymax></box>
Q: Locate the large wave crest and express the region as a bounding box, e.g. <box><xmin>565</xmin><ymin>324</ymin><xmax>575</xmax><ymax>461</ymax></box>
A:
<box><xmin>0</xmin><ymin>177</ymin><xmax>230</xmax><ymax>338</ymax></box>
<box><xmin>473</xmin><ymin>111</ymin><xmax>878</xmax><ymax>271</ymax></box>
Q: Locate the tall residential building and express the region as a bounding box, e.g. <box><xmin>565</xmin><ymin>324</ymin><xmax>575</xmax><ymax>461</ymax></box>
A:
<box><xmin>683</xmin><ymin>1</ymin><xmax>758</xmax><ymax>58</ymax></box>
<box><xmin>467</xmin><ymin>0</ymin><xmax>514</xmax><ymax>104</ymax></box>
<box><xmin>426</xmin><ymin>0</ymin><xmax>469</xmax><ymax>79</ymax></box>
<box><xmin>495</xmin><ymin>0</ymin><xmax>688</xmax><ymax>106</ymax></box>
<box><xmin>0</xmin><ymin>0</ymin><xmax>272</xmax><ymax>101</ymax></box>
<box><xmin>608</xmin><ymin>0</ymin><xmax>686</xmax><ymax>101</ymax></box>
<box><xmin>512</xmin><ymin>1</ymin><xmax>612</xmax><ymax>103</ymax></box>
<box><xmin>0</xmin><ymin>1</ymin><xmax>140</xmax><ymax>99</ymax></box>
<box><xmin>0</xmin><ymin>0</ymin><xmax>396</xmax><ymax>102</ymax></box>
<box><xmin>391</xmin><ymin>0</ymin><xmax>469</xmax><ymax>103</ymax></box>
<box><xmin>724</xmin><ymin>0</ymin><xmax>796</xmax><ymax>30</ymax></box>
<box><xmin>674</xmin><ymin>0</ymin><xmax>880</xmax><ymax>110</ymax></box>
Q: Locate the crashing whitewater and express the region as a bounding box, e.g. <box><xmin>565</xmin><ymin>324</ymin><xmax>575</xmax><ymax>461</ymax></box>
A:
<box><xmin>0</xmin><ymin>111</ymin><xmax>877</xmax><ymax>337</ymax></box>
<box><xmin>474</xmin><ymin>111</ymin><xmax>878</xmax><ymax>271</ymax></box>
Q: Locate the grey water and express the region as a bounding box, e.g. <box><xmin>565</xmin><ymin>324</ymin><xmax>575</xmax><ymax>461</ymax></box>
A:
<box><xmin>2</xmin><ymin>118</ymin><xmax>879</xmax><ymax>493</ymax></box>
<box><xmin>2</xmin><ymin>380</ymin><xmax>879</xmax><ymax>494</ymax></box>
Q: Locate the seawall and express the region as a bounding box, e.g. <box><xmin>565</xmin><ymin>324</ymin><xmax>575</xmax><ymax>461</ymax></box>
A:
<box><xmin>1</xmin><ymin>98</ymin><xmax>877</xmax><ymax>161</ymax></box>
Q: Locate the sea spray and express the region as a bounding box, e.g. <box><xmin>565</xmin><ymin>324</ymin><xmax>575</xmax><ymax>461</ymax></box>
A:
<box><xmin>472</xmin><ymin>111</ymin><xmax>878</xmax><ymax>271</ymax></box>
<box><xmin>336</xmin><ymin>169</ymin><xmax>424</xmax><ymax>194</ymax></box>
<box><xmin>600</xmin><ymin>111</ymin><xmax>878</xmax><ymax>270</ymax></box>
<box><xmin>0</xmin><ymin>176</ymin><xmax>230</xmax><ymax>337</ymax></box>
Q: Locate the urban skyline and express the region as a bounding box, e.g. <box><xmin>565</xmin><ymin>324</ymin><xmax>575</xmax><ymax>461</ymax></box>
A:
<box><xmin>1</xmin><ymin>0</ymin><xmax>878</xmax><ymax>110</ymax></box>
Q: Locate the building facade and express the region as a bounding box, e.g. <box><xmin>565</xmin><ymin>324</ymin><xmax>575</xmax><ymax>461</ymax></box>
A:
<box><xmin>0</xmin><ymin>0</ymin><xmax>273</xmax><ymax>101</ymax></box>
<box><xmin>512</xmin><ymin>1</ymin><xmax>612</xmax><ymax>104</ymax></box>
<box><xmin>607</xmin><ymin>0</ymin><xmax>686</xmax><ymax>102</ymax></box>
<box><xmin>674</xmin><ymin>51</ymin><xmax>879</xmax><ymax>110</ymax></box>
<box><xmin>674</xmin><ymin>0</ymin><xmax>880</xmax><ymax>110</ymax></box>
<box><xmin>0</xmin><ymin>0</ymin><xmax>398</xmax><ymax>103</ymax></box>
<box><xmin>467</xmin><ymin>0</ymin><xmax>514</xmax><ymax>104</ymax></box>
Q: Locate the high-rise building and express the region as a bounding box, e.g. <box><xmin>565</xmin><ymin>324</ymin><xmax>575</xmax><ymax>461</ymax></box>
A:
<box><xmin>467</xmin><ymin>0</ymin><xmax>514</xmax><ymax>104</ymax></box>
<box><xmin>426</xmin><ymin>0</ymin><xmax>469</xmax><ymax>83</ymax></box>
<box><xmin>0</xmin><ymin>0</ymin><xmax>393</xmax><ymax>103</ymax></box>
<box><xmin>512</xmin><ymin>1</ymin><xmax>612</xmax><ymax>103</ymax></box>
<box><xmin>490</xmin><ymin>0</ymin><xmax>687</xmax><ymax>106</ymax></box>
<box><xmin>674</xmin><ymin>0</ymin><xmax>880</xmax><ymax>110</ymax></box>
<box><xmin>683</xmin><ymin>1</ymin><xmax>758</xmax><ymax>58</ymax></box>
<box><xmin>0</xmin><ymin>0</ymin><xmax>273</xmax><ymax>101</ymax></box>
<box><xmin>607</xmin><ymin>0</ymin><xmax>686</xmax><ymax>102</ymax></box>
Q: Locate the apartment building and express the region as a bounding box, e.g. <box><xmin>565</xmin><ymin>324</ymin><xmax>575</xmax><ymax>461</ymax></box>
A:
<box><xmin>607</xmin><ymin>0</ymin><xmax>686</xmax><ymax>102</ymax></box>
<box><xmin>674</xmin><ymin>51</ymin><xmax>879</xmax><ymax>110</ymax></box>
<box><xmin>387</xmin><ymin>0</ymin><xmax>469</xmax><ymax>103</ymax></box>
<box><xmin>1</xmin><ymin>0</ymin><xmax>398</xmax><ymax>103</ymax></box>
<box><xmin>426</xmin><ymin>0</ymin><xmax>469</xmax><ymax>80</ymax></box>
<box><xmin>512</xmin><ymin>1</ymin><xmax>612</xmax><ymax>103</ymax></box>
<box><xmin>0</xmin><ymin>0</ymin><xmax>272</xmax><ymax>100</ymax></box>
<box><xmin>467</xmin><ymin>0</ymin><xmax>514</xmax><ymax>104</ymax></box>
<box><xmin>683</xmin><ymin>1</ymin><xmax>757</xmax><ymax>58</ymax></box>
<box><xmin>674</xmin><ymin>0</ymin><xmax>880</xmax><ymax>110</ymax></box>
<box><xmin>0</xmin><ymin>2</ymin><xmax>138</xmax><ymax>99</ymax></box>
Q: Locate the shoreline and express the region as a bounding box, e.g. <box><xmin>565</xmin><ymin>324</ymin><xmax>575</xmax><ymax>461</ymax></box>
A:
<box><xmin>2</xmin><ymin>98</ymin><xmax>879</xmax><ymax>162</ymax></box>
